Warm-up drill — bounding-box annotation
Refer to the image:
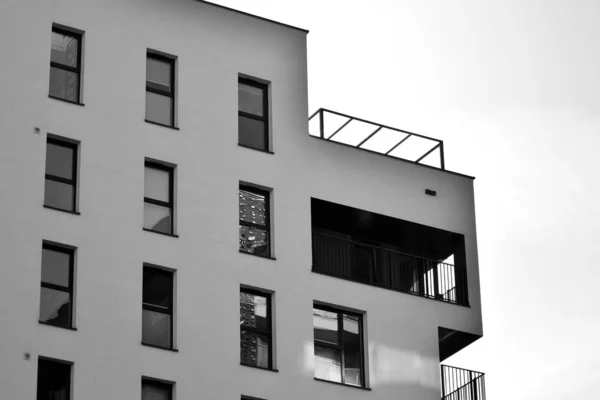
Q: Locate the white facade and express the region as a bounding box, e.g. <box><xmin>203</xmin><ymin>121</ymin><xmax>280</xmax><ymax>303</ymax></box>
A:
<box><xmin>0</xmin><ymin>0</ymin><xmax>482</xmax><ymax>399</ymax></box>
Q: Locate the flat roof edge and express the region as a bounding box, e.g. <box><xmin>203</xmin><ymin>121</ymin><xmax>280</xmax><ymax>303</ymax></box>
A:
<box><xmin>197</xmin><ymin>1</ymin><xmax>309</xmax><ymax>34</ymax></box>
<box><xmin>310</xmin><ymin>136</ymin><xmax>476</xmax><ymax>180</ymax></box>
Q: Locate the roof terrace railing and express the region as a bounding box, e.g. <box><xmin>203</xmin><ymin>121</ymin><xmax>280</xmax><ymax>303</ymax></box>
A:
<box><xmin>441</xmin><ymin>365</ymin><xmax>486</xmax><ymax>400</ymax></box>
<box><xmin>309</xmin><ymin>108</ymin><xmax>445</xmax><ymax>170</ymax></box>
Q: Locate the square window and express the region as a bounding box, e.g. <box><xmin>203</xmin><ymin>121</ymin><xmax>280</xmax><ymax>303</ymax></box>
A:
<box><xmin>44</xmin><ymin>137</ymin><xmax>78</xmax><ymax>212</ymax></box>
<box><xmin>238</xmin><ymin>78</ymin><xmax>269</xmax><ymax>151</ymax></box>
<box><xmin>240</xmin><ymin>288</ymin><xmax>273</xmax><ymax>369</ymax></box>
<box><xmin>144</xmin><ymin>162</ymin><xmax>174</xmax><ymax>235</ymax></box>
<box><xmin>142</xmin><ymin>266</ymin><xmax>174</xmax><ymax>349</ymax></box>
<box><xmin>142</xmin><ymin>379</ymin><xmax>172</xmax><ymax>400</ymax></box>
<box><xmin>239</xmin><ymin>185</ymin><xmax>271</xmax><ymax>257</ymax></box>
<box><xmin>40</xmin><ymin>243</ymin><xmax>75</xmax><ymax>328</ymax></box>
<box><xmin>49</xmin><ymin>26</ymin><xmax>82</xmax><ymax>103</ymax></box>
<box><xmin>313</xmin><ymin>305</ymin><xmax>365</xmax><ymax>387</ymax></box>
<box><xmin>146</xmin><ymin>52</ymin><xmax>176</xmax><ymax>127</ymax></box>
<box><xmin>37</xmin><ymin>358</ymin><xmax>71</xmax><ymax>400</ymax></box>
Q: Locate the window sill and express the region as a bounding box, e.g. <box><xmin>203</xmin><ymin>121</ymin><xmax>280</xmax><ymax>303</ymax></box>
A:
<box><xmin>240</xmin><ymin>363</ymin><xmax>278</xmax><ymax>372</ymax></box>
<box><xmin>48</xmin><ymin>95</ymin><xmax>84</xmax><ymax>106</ymax></box>
<box><xmin>238</xmin><ymin>143</ymin><xmax>274</xmax><ymax>154</ymax></box>
<box><xmin>143</xmin><ymin>228</ymin><xmax>179</xmax><ymax>238</ymax></box>
<box><xmin>141</xmin><ymin>342</ymin><xmax>179</xmax><ymax>352</ymax></box>
<box><xmin>145</xmin><ymin>119</ymin><xmax>180</xmax><ymax>130</ymax></box>
<box><xmin>43</xmin><ymin>205</ymin><xmax>80</xmax><ymax>215</ymax></box>
<box><xmin>239</xmin><ymin>250</ymin><xmax>276</xmax><ymax>260</ymax></box>
<box><xmin>38</xmin><ymin>321</ymin><xmax>77</xmax><ymax>331</ymax></box>
<box><xmin>314</xmin><ymin>378</ymin><xmax>371</xmax><ymax>391</ymax></box>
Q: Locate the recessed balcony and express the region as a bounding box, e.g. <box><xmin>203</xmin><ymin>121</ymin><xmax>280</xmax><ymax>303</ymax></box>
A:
<box><xmin>311</xmin><ymin>198</ymin><xmax>469</xmax><ymax>306</ymax></box>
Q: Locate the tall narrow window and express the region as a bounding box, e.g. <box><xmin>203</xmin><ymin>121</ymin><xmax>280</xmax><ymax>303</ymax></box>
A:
<box><xmin>144</xmin><ymin>161</ymin><xmax>174</xmax><ymax>235</ymax></box>
<box><xmin>37</xmin><ymin>358</ymin><xmax>71</xmax><ymax>400</ymax></box>
<box><xmin>44</xmin><ymin>137</ymin><xmax>78</xmax><ymax>213</ymax></box>
<box><xmin>239</xmin><ymin>185</ymin><xmax>271</xmax><ymax>257</ymax></box>
<box><xmin>238</xmin><ymin>78</ymin><xmax>269</xmax><ymax>151</ymax></box>
<box><xmin>142</xmin><ymin>379</ymin><xmax>172</xmax><ymax>400</ymax></box>
<box><xmin>146</xmin><ymin>52</ymin><xmax>176</xmax><ymax>127</ymax></box>
<box><xmin>240</xmin><ymin>288</ymin><xmax>272</xmax><ymax>369</ymax></box>
<box><xmin>313</xmin><ymin>305</ymin><xmax>365</xmax><ymax>387</ymax></box>
<box><xmin>49</xmin><ymin>26</ymin><xmax>82</xmax><ymax>103</ymax></box>
<box><xmin>40</xmin><ymin>243</ymin><xmax>75</xmax><ymax>328</ymax></box>
<box><xmin>142</xmin><ymin>266</ymin><xmax>174</xmax><ymax>349</ymax></box>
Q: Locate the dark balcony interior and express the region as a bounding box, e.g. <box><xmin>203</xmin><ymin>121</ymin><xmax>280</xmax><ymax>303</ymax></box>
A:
<box><xmin>311</xmin><ymin>198</ymin><xmax>469</xmax><ymax>305</ymax></box>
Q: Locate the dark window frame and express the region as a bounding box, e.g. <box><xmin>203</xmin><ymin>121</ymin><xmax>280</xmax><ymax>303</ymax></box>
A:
<box><xmin>142</xmin><ymin>265</ymin><xmax>174</xmax><ymax>350</ymax></box>
<box><xmin>238</xmin><ymin>77</ymin><xmax>269</xmax><ymax>151</ymax></box>
<box><xmin>239</xmin><ymin>185</ymin><xmax>271</xmax><ymax>257</ymax></box>
<box><xmin>37</xmin><ymin>357</ymin><xmax>72</xmax><ymax>400</ymax></box>
<box><xmin>40</xmin><ymin>243</ymin><xmax>75</xmax><ymax>328</ymax></box>
<box><xmin>313</xmin><ymin>304</ymin><xmax>366</xmax><ymax>387</ymax></box>
<box><xmin>49</xmin><ymin>26</ymin><xmax>82</xmax><ymax>104</ymax></box>
<box><xmin>146</xmin><ymin>52</ymin><xmax>176</xmax><ymax>127</ymax></box>
<box><xmin>142</xmin><ymin>378</ymin><xmax>173</xmax><ymax>400</ymax></box>
<box><xmin>143</xmin><ymin>161</ymin><xmax>175</xmax><ymax>235</ymax></box>
<box><xmin>45</xmin><ymin>137</ymin><xmax>78</xmax><ymax>212</ymax></box>
<box><xmin>240</xmin><ymin>287</ymin><xmax>273</xmax><ymax>370</ymax></box>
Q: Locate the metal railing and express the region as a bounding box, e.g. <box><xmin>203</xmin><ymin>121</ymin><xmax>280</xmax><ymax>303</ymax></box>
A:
<box><xmin>308</xmin><ymin>108</ymin><xmax>445</xmax><ymax>169</ymax></box>
<box><xmin>312</xmin><ymin>233</ymin><xmax>468</xmax><ymax>305</ymax></box>
<box><xmin>441</xmin><ymin>365</ymin><xmax>486</xmax><ymax>400</ymax></box>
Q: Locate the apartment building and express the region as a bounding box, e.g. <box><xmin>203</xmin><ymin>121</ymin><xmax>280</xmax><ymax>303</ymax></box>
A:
<box><xmin>0</xmin><ymin>1</ymin><xmax>485</xmax><ymax>399</ymax></box>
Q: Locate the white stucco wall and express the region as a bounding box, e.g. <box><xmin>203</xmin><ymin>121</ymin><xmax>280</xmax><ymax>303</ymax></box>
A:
<box><xmin>0</xmin><ymin>0</ymin><xmax>482</xmax><ymax>399</ymax></box>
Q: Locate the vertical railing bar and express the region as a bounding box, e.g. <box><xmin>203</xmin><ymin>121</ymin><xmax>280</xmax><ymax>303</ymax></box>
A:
<box><xmin>319</xmin><ymin>109</ymin><xmax>324</xmax><ymax>139</ymax></box>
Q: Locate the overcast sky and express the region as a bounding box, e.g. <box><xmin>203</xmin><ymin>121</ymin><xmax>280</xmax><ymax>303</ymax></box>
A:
<box><xmin>213</xmin><ymin>1</ymin><xmax>600</xmax><ymax>397</ymax></box>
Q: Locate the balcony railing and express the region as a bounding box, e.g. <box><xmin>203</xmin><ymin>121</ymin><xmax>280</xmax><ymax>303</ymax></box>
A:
<box><xmin>441</xmin><ymin>365</ymin><xmax>486</xmax><ymax>400</ymax></box>
<box><xmin>312</xmin><ymin>232</ymin><xmax>468</xmax><ymax>305</ymax></box>
<box><xmin>308</xmin><ymin>108</ymin><xmax>445</xmax><ymax>170</ymax></box>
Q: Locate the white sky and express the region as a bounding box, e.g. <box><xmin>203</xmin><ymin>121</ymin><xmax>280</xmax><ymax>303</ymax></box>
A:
<box><xmin>212</xmin><ymin>0</ymin><xmax>600</xmax><ymax>397</ymax></box>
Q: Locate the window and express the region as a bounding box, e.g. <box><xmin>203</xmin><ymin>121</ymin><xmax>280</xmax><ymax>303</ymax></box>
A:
<box><xmin>313</xmin><ymin>305</ymin><xmax>365</xmax><ymax>387</ymax></box>
<box><xmin>44</xmin><ymin>137</ymin><xmax>78</xmax><ymax>212</ymax></box>
<box><xmin>37</xmin><ymin>358</ymin><xmax>71</xmax><ymax>400</ymax></box>
<box><xmin>39</xmin><ymin>243</ymin><xmax>75</xmax><ymax>328</ymax></box>
<box><xmin>49</xmin><ymin>26</ymin><xmax>82</xmax><ymax>103</ymax></box>
<box><xmin>142</xmin><ymin>266</ymin><xmax>174</xmax><ymax>349</ymax></box>
<box><xmin>238</xmin><ymin>78</ymin><xmax>269</xmax><ymax>151</ymax></box>
<box><xmin>239</xmin><ymin>185</ymin><xmax>271</xmax><ymax>257</ymax></box>
<box><xmin>240</xmin><ymin>288</ymin><xmax>272</xmax><ymax>369</ymax></box>
<box><xmin>142</xmin><ymin>379</ymin><xmax>172</xmax><ymax>400</ymax></box>
<box><xmin>146</xmin><ymin>52</ymin><xmax>176</xmax><ymax>127</ymax></box>
<box><xmin>144</xmin><ymin>161</ymin><xmax>174</xmax><ymax>235</ymax></box>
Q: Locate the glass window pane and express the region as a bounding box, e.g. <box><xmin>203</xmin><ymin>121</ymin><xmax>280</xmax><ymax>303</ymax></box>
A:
<box><xmin>313</xmin><ymin>308</ymin><xmax>338</xmax><ymax>344</ymax></box>
<box><xmin>314</xmin><ymin>345</ymin><xmax>342</xmax><ymax>383</ymax></box>
<box><xmin>239</xmin><ymin>189</ymin><xmax>267</xmax><ymax>226</ymax></box>
<box><xmin>146</xmin><ymin>91</ymin><xmax>173</xmax><ymax>126</ymax></box>
<box><xmin>238</xmin><ymin>115</ymin><xmax>266</xmax><ymax>150</ymax></box>
<box><xmin>51</xmin><ymin>31</ymin><xmax>78</xmax><ymax>67</ymax></box>
<box><xmin>144</xmin><ymin>203</ymin><xmax>172</xmax><ymax>234</ymax></box>
<box><xmin>49</xmin><ymin>67</ymin><xmax>79</xmax><ymax>102</ymax></box>
<box><xmin>240</xmin><ymin>330</ymin><xmax>269</xmax><ymax>368</ymax></box>
<box><xmin>39</xmin><ymin>287</ymin><xmax>71</xmax><ymax>327</ymax></box>
<box><xmin>144</xmin><ymin>167</ymin><xmax>170</xmax><ymax>202</ymax></box>
<box><xmin>41</xmin><ymin>248</ymin><xmax>70</xmax><ymax>287</ymax></box>
<box><xmin>142</xmin><ymin>381</ymin><xmax>170</xmax><ymax>400</ymax></box>
<box><xmin>239</xmin><ymin>225</ymin><xmax>268</xmax><ymax>256</ymax></box>
<box><xmin>143</xmin><ymin>268</ymin><xmax>172</xmax><ymax>308</ymax></box>
<box><xmin>46</xmin><ymin>142</ymin><xmax>74</xmax><ymax>180</ymax></box>
<box><xmin>240</xmin><ymin>292</ymin><xmax>268</xmax><ymax>331</ymax></box>
<box><xmin>44</xmin><ymin>179</ymin><xmax>74</xmax><ymax>211</ymax></box>
<box><xmin>37</xmin><ymin>359</ymin><xmax>70</xmax><ymax>400</ymax></box>
<box><xmin>343</xmin><ymin>314</ymin><xmax>362</xmax><ymax>386</ymax></box>
<box><xmin>142</xmin><ymin>309</ymin><xmax>171</xmax><ymax>348</ymax></box>
<box><xmin>239</xmin><ymin>83</ymin><xmax>264</xmax><ymax>116</ymax></box>
<box><xmin>146</xmin><ymin>57</ymin><xmax>172</xmax><ymax>90</ymax></box>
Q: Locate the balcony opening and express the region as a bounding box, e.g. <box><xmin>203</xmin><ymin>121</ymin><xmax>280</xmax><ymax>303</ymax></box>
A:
<box><xmin>311</xmin><ymin>198</ymin><xmax>468</xmax><ymax>306</ymax></box>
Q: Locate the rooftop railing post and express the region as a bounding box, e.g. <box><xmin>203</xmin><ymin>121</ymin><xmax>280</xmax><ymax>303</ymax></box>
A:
<box><xmin>440</xmin><ymin>141</ymin><xmax>445</xmax><ymax>170</ymax></box>
<box><xmin>441</xmin><ymin>366</ymin><xmax>446</xmax><ymax>398</ymax></box>
<box><xmin>319</xmin><ymin>109</ymin><xmax>324</xmax><ymax>139</ymax></box>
